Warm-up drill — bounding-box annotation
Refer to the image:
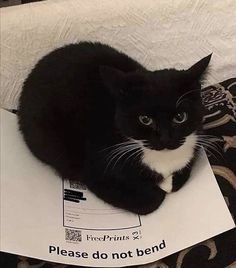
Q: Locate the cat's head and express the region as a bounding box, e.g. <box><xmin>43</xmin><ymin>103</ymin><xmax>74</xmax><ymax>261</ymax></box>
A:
<box><xmin>100</xmin><ymin>55</ymin><xmax>211</xmax><ymax>151</ymax></box>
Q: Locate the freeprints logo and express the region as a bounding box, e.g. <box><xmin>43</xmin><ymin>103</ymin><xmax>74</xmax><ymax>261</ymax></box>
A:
<box><xmin>86</xmin><ymin>234</ymin><xmax>130</xmax><ymax>242</ymax></box>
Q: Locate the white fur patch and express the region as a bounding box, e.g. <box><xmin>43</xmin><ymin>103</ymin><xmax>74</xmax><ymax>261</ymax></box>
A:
<box><xmin>158</xmin><ymin>175</ymin><xmax>173</xmax><ymax>193</ymax></box>
<box><xmin>141</xmin><ymin>133</ymin><xmax>197</xmax><ymax>179</ymax></box>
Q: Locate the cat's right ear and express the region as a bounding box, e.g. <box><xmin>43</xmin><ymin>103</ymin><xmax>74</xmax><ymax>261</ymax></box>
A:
<box><xmin>99</xmin><ymin>65</ymin><xmax>126</xmax><ymax>98</ymax></box>
<box><xmin>186</xmin><ymin>54</ymin><xmax>212</xmax><ymax>83</ymax></box>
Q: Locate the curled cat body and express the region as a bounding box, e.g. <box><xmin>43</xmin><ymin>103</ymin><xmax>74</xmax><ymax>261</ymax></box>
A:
<box><xmin>18</xmin><ymin>42</ymin><xmax>211</xmax><ymax>214</ymax></box>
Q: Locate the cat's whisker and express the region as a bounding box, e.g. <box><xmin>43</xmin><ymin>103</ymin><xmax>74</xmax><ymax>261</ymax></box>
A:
<box><xmin>133</xmin><ymin>150</ymin><xmax>144</xmax><ymax>163</ymax></box>
<box><xmin>201</xmin><ymin>142</ymin><xmax>222</xmax><ymax>154</ymax></box>
<box><xmin>197</xmin><ymin>134</ymin><xmax>222</xmax><ymax>139</ymax></box>
<box><xmin>131</xmin><ymin>138</ymin><xmax>149</xmax><ymax>143</ymax></box>
<box><xmin>110</xmin><ymin>146</ymin><xmax>142</xmax><ymax>171</ymax></box>
<box><xmin>100</xmin><ymin>140</ymin><xmax>138</xmax><ymax>152</ymax></box>
<box><xmin>197</xmin><ymin>137</ymin><xmax>220</xmax><ymax>147</ymax></box>
<box><xmin>197</xmin><ymin>138</ymin><xmax>223</xmax><ymax>152</ymax></box>
<box><xmin>197</xmin><ymin>135</ymin><xmax>222</xmax><ymax>144</ymax></box>
<box><xmin>139</xmin><ymin>141</ymin><xmax>150</xmax><ymax>148</ymax></box>
<box><xmin>104</xmin><ymin>144</ymin><xmax>140</xmax><ymax>160</ymax></box>
<box><xmin>100</xmin><ymin>139</ymin><xmax>148</xmax><ymax>153</ymax></box>
<box><xmin>104</xmin><ymin>145</ymin><xmax>141</xmax><ymax>173</ymax></box>
<box><xmin>203</xmin><ymin>136</ymin><xmax>222</xmax><ymax>143</ymax></box>
<box><xmin>195</xmin><ymin>141</ymin><xmax>223</xmax><ymax>161</ymax></box>
<box><xmin>204</xmin><ymin>148</ymin><xmax>220</xmax><ymax>161</ymax></box>
<box><xmin>194</xmin><ymin>143</ymin><xmax>217</xmax><ymax>160</ymax></box>
<box><xmin>104</xmin><ymin>142</ymin><xmax>139</xmax><ymax>155</ymax></box>
<box><xmin>104</xmin><ymin>139</ymin><xmax>149</xmax><ymax>161</ymax></box>
<box><xmin>197</xmin><ymin>135</ymin><xmax>223</xmax><ymax>143</ymax></box>
<box><xmin>198</xmin><ymin>139</ymin><xmax>223</xmax><ymax>150</ymax></box>
<box><xmin>122</xmin><ymin>148</ymin><xmax>143</xmax><ymax>167</ymax></box>
<box><xmin>198</xmin><ymin>146</ymin><xmax>217</xmax><ymax>160</ymax></box>
<box><xmin>179</xmin><ymin>138</ymin><xmax>186</xmax><ymax>145</ymax></box>
<box><xmin>197</xmin><ymin>139</ymin><xmax>222</xmax><ymax>153</ymax></box>
<box><xmin>104</xmin><ymin>142</ymin><xmax>145</xmax><ymax>174</ymax></box>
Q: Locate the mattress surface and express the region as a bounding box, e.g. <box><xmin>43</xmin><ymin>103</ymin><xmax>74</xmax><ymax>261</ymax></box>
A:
<box><xmin>1</xmin><ymin>0</ymin><xmax>236</xmax><ymax>108</ymax></box>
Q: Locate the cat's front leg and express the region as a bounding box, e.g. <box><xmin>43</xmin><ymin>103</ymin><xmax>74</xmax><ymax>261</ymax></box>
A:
<box><xmin>171</xmin><ymin>162</ymin><xmax>194</xmax><ymax>192</ymax></box>
<box><xmin>86</xmin><ymin>179</ymin><xmax>166</xmax><ymax>215</ymax></box>
<box><xmin>158</xmin><ymin>161</ymin><xmax>194</xmax><ymax>193</ymax></box>
<box><xmin>158</xmin><ymin>175</ymin><xmax>174</xmax><ymax>193</ymax></box>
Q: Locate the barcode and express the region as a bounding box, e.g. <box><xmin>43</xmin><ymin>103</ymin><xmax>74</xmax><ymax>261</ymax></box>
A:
<box><xmin>65</xmin><ymin>228</ymin><xmax>82</xmax><ymax>242</ymax></box>
<box><xmin>69</xmin><ymin>180</ymin><xmax>87</xmax><ymax>190</ymax></box>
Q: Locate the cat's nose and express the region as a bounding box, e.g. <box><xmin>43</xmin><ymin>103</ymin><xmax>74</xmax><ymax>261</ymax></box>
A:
<box><xmin>159</xmin><ymin>129</ymin><xmax>170</xmax><ymax>143</ymax></box>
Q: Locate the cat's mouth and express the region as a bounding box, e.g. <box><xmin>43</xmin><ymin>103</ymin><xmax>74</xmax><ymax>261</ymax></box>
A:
<box><xmin>131</xmin><ymin>137</ymin><xmax>187</xmax><ymax>151</ymax></box>
<box><xmin>145</xmin><ymin>142</ymin><xmax>183</xmax><ymax>151</ymax></box>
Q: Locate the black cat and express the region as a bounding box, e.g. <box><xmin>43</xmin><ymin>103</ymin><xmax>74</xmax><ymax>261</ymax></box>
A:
<box><xmin>18</xmin><ymin>42</ymin><xmax>211</xmax><ymax>214</ymax></box>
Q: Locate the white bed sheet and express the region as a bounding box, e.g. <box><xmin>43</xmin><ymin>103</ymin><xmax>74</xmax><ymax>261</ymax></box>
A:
<box><xmin>1</xmin><ymin>0</ymin><xmax>236</xmax><ymax>109</ymax></box>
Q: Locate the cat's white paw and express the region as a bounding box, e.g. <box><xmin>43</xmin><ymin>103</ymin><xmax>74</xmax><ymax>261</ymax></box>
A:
<box><xmin>158</xmin><ymin>175</ymin><xmax>173</xmax><ymax>193</ymax></box>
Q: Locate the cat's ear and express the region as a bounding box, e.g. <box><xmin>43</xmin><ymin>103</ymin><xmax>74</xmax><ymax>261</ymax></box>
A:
<box><xmin>99</xmin><ymin>65</ymin><xmax>126</xmax><ymax>97</ymax></box>
<box><xmin>186</xmin><ymin>54</ymin><xmax>212</xmax><ymax>82</ymax></box>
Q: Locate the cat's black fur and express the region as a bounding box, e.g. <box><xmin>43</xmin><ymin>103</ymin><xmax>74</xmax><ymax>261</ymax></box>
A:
<box><xmin>18</xmin><ymin>42</ymin><xmax>211</xmax><ymax>214</ymax></box>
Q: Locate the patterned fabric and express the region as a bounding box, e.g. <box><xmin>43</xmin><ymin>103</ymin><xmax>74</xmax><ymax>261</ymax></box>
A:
<box><xmin>1</xmin><ymin>78</ymin><xmax>236</xmax><ymax>267</ymax></box>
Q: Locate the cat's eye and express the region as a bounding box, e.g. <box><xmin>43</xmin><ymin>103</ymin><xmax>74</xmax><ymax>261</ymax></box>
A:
<box><xmin>173</xmin><ymin>112</ymin><xmax>188</xmax><ymax>124</ymax></box>
<box><xmin>139</xmin><ymin>115</ymin><xmax>153</xmax><ymax>126</ymax></box>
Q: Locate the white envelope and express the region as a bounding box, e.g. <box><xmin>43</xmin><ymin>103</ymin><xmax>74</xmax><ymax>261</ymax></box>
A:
<box><xmin>0</xmin><ymin>109</ymin><xmax>235</xmax><ymax>267</ymax></box>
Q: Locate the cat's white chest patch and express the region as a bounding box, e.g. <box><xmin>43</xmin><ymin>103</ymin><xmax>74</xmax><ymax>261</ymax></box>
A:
<box><xmin>141</xmin><ymin>133</ymin><xmax>197</xmax><ymax>178</ymax></box>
